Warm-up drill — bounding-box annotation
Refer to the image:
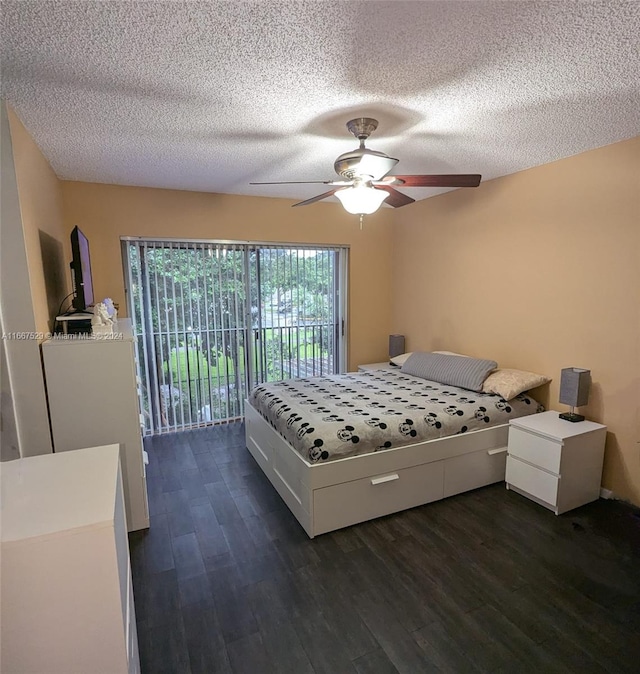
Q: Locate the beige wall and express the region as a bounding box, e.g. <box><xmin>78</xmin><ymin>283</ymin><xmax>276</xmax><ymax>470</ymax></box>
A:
<box><xmin>60</xmin><ymin>182</ymin><xmax>395</xmax><ymax>369</ymax></box>
<box><xmin>392</xmin><ymin>137</ymin><xmax>640</xmax><ymax>505</ymax></box>
<box><xmin>7</xmin><ymin>108</ymin><xmax>69</xmax><ymax>334</ymax></box>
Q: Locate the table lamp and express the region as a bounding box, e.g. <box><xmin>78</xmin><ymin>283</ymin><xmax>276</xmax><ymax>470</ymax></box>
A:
<box><xmin>559</xmin><ymin>367</ymin><xmax>591</xmax><ymax>422</ymax></box>
<box><xmin>389</xmin><ymin>334</ymin><xmax>405</xmax><ymax>360</ymax></box>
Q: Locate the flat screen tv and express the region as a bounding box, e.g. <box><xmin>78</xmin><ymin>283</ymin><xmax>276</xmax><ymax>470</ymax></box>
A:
<box><xmin>70</xmin><ymin>226</ymin><xmax>94</xmax><ymax>312</ymax></box>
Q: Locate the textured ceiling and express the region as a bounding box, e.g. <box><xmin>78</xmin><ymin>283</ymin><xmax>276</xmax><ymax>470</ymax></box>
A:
<box><xmin>2</xmin><ymin>1</ymin><xmax>639</xmax><ymax>205</ymax></box>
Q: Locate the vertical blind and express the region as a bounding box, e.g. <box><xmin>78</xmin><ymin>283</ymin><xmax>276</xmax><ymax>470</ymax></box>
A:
<box><xmin>122</xmin><ymin>238</ymin><xmax>348</xmax><ymax>436</ymax></box>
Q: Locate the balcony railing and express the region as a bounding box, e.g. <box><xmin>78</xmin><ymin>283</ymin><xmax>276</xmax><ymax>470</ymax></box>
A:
<box><xmin>135</xmin><ymin>320</ymin><xmax>338</xmax><ymax>434</ymax></box>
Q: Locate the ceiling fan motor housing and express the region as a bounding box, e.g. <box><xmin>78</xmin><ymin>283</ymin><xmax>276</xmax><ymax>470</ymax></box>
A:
<box><xmin>334</xmin><ymin>148</ymin><xmax>392</xmax><ymax>179</ymax></box>
<box><xmin>335</xmin><ymin>117</ymin><xmax>385</xmax><ymax>179</ymax></box>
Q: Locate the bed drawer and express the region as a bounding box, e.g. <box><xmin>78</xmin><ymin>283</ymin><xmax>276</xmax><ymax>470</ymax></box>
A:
<box><xmin>313</xmin><ymin>460</ymin><xmax>444</xmax><ymax>535</ymax></box>
<box><xmin>506</xmin><ymin>455</ymin><xmax>559</xmax><ymax>507</ymax></box>
<box><xmin>443</xmin><ymin>446</ymin><xmax>507</xmax><ymax>497</ymax></box>
<box><xmin>508</xmin><ymin>426</ymin><xmax>562</xmax><ymax>474</ymax></box>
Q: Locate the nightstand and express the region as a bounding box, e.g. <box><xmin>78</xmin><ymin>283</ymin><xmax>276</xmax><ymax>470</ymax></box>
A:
<box><xmin>357</xmin><ymin>362</ymin><xmax>398</xmax><ymax>372</ymax></box>
<box><xmin>505</xmin><ymin>411</ymin><xmax>606</xmax><ymax>515</ymax></box>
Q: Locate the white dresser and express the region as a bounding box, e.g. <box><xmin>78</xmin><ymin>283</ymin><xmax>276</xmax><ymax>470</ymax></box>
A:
<box><xmin>1</xmin><ymin>446</ymin><xmax>140</xmax><ymax>674</ymax></box>
<box><xmin>42</xmin><ymin>319</ymin><xmax>149</xmax><ymax>531</ymax></box>
<box><xmin>506</xmin><ymin>410</ymin><xmax>607</xmax><ymax>515</ymax></box>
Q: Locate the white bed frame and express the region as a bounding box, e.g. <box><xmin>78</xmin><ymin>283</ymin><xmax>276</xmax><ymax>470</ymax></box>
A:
<box><xmin>244</xmin><ymin>400</ymin><xmax>509</xmax><ymax>538</ymax></box>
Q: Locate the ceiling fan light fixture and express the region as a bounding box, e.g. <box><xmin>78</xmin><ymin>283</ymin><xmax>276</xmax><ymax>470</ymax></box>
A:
<box><xmin>335</xmin><ymin>184</ymin><xmax>389</xmax><ymax>215</ymax></box>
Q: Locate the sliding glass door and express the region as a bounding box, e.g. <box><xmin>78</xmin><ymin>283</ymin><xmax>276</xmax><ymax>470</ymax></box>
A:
<box><xmin>122</xmin><ymin>238</ymin><xmax>348</xmax><ymax>435</ymax></box>
<box><xmin>250</xmin><ymin>246</ymin><xmax>346</xmax><ymax>383</ymax></box>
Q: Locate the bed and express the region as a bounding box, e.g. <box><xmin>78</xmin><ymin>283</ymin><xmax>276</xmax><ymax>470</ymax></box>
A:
<box><xmin>244</xmin><ymin>354</ymin><xmax>545</xmax><ymax>537</ymax></box>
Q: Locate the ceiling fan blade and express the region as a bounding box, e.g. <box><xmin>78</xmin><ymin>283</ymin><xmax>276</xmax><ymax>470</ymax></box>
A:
<box><xmin>250</xmin><ymin>180</ymin><xmax>333</xmax><ymax>185</ymax></box>
<box><xmin>388</xmin><ymin>174</ymin><xmax>482</xmax><ymax>188</ymax></box>
<box><xmin>251</xmin><ymin>180</ymin><xmax>352</xmax><ymax>186</ymax></box>
<box><xmin>357</xmin><ymin>154</ymin><xmax>399</xmax><ymax>180</ymax></box>
<box><xmin>376</xmin><ymin>186</ymin><xmax>415</xmax><ymax>208</ymax></box>
<box><xmin>292</xmin><ymin>189</ymin><xmax>339</xmax><ymax>208</ymax></box>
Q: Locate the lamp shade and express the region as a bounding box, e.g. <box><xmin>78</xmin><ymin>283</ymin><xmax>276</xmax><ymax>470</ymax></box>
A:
<box><xmin>335</xmin><ymin>185</ymin><xmax>389</xmax><ymax>214</ymax></box>
<box><xmin>389</xmin><ymin>334</ymin><xmax>405</xmax><ymax>358</ymax></box>
<box><xmin>559</xmin><ymin>368</ymin><xmax>591</xmax><ymax>407</ymax></box>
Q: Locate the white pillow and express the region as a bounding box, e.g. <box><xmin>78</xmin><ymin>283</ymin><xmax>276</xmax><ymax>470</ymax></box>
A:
<box><xmin>390</xmin><ymin>352</ymin><xmax>413</xmax><ymax>366</ymax></box>
<box><xmin>482</xmin><ymin>368</ymin><xmax>551</xmax><ymax>400</ymax></box>
<box><xmin>433</xmin><ymin>350</ymin><xmax>470</xmax><ymax>357</ymax></box>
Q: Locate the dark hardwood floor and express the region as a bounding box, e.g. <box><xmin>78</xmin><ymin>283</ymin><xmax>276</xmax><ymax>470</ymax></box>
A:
<box><xmin>129</xmin><ymin>423</ymin><xmax>640</xmax><ymax>674</ymax></box>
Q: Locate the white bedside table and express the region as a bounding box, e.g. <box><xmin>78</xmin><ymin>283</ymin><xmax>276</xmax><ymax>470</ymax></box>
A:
<box><xmin>505</xmin><ymin>410</ymin><xmax>607</xmax><ymax>515</ymax></box>
<box><xmin>357</xmin><ymin>362</ymin><xmax>399</xmax><ymax>372</ymax></box>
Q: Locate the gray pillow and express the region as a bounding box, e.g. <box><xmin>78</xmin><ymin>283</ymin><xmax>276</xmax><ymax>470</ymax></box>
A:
<box><xmin>401</xmin><ymin>352</ymin><xmax>497</xmax><ymax>392</ymax></box>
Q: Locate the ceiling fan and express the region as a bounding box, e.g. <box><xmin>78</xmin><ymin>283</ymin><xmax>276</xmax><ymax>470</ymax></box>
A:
<box><xmin>250</xmin><ymin>117</ymin><xmax>481</xmax><ymax>216</ymax></box>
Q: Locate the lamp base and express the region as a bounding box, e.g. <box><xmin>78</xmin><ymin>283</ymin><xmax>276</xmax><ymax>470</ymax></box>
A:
<box><xmin>559</xmin><ymin>412</ymin><xmax>585</xmax><ymax>423</ymax></box>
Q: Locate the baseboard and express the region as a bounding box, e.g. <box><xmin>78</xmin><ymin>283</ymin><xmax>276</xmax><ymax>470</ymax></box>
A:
<box><xmin>600</xmin><ymin>487</ymin><xmax>615</xmax><ymax>500</ymax></box>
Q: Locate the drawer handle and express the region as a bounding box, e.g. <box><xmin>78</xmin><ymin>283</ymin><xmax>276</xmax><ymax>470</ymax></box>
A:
<box><xmin>371</xmin><ymin>473</ymin><xmax>399</xmax><ymax>485</ymax></box>
<box><xmin>487</xmin><ymin>447</ymin><xmax>508</xmax><ymax>455</ymax></box>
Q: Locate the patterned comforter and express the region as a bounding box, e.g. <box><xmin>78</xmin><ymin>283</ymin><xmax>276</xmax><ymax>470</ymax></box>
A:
<box><xmin>248</xmin><ymin>369</ymin><xmax>543</xmax><ymax>463</ymax></box>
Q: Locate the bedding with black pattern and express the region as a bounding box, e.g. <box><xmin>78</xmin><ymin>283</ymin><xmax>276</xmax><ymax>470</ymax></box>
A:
<box><xmin>249</xmin><ymin>369</ymin><xmax>544</xmax><ymax>463</ymax></box>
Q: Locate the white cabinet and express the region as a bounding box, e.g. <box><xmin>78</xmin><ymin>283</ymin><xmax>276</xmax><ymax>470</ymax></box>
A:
<box><xmin>1</xmin><ymin>446</ymin><xmax>141</xmax><ymax>674</ymax></box>
<box><xmin>506</xmin><ymin>410</ymin><xmax>607</xmax><ymax>514</ymax></box>
<box><xmin>357</xmin><ymin>362</ymin><xmax>398</xmax><ymax>372</ymax></box>
<box><xmin>42</xmin><ymin>319</ymin><xmax>149</xmax><ymax>531</ymax></box>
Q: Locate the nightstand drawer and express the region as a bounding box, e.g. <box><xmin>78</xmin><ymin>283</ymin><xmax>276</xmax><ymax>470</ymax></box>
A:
<box><xmin>508</xmin><ymin>426</ymin><xmax>562</xmax><ymax>474</ymax></box>
<box><xmin>506</xmin><ymin>455</ymin><xmax>559</xmax><ymax>507</ymax></box>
